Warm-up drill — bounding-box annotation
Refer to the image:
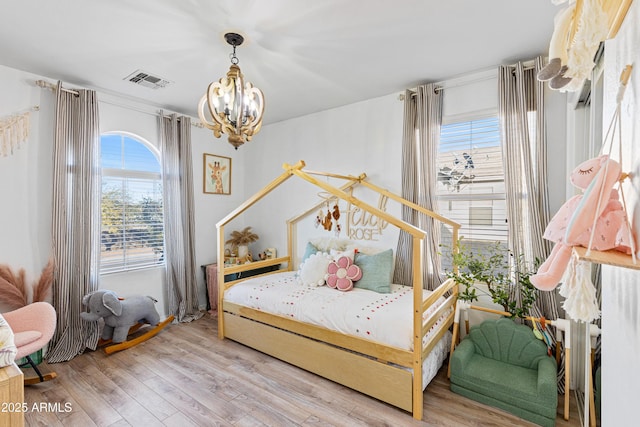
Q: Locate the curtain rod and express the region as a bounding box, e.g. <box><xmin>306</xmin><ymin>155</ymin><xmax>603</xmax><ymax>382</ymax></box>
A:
<box><xmin>34</xmin><ymin>79</ymin><xmax>204</xmax><ymax>128</ymax></box>
<box><xmin>35</xmin><ymin>79</ymin><xmax>79</xmax><ymax>96</ymax></box>
<box><xmin>98</xmin><ymin>98</ymin><xmax>205</xmax><ymax>128</ymax></box>
<box><xmin>401</xmin><ymin>61</ymin><xmax>537</xmax><ymax>100</ymax></box>
<box><xmin>399</xmin><ymin>74</ymin><xmax>492</xmax><ymax>100</ymax></box>
<box><xmin>400</xmin><ymin>73</ymin><xmax>494</xmax><ymax>100</ymax></box>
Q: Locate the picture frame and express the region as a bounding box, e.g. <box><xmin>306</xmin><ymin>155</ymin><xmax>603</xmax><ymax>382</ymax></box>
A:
<box><xmin>265</xmin><ymin>248</ymin><xmax>277</xmax><ymax>259</ymax></box>
<box><xmin>203</xmin><ymin>153</ymin><xmax>231</xmax><ymax>195</ymax></box>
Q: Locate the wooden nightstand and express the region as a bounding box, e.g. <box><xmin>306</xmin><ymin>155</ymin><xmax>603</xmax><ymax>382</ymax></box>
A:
<box><xmin>0</xmin><ymin>363</ymin><xmax>24</xmax><ymax>427</ymax></box>
<box><xmin>203</xmin><ymin>262</ymin><xmax>279</xmax><ymax>312</ymax></box>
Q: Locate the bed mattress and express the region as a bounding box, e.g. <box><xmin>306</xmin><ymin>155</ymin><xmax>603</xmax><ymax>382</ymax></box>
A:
<box><xmin>224</xmin><ymin>271</ymin><xmax>451</xmax><ymax>388</ymax></box>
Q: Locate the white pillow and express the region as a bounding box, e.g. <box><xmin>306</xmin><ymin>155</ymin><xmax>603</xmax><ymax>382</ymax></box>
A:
<box><xmin>308</xmin><ymin>237</ymin><xmax>388</xmax><ymax>255</ymax></box>
<box><xmin>345</xmin><ymin>243</ymin><xmax>385</xmax><ymax>255</ymax></box>
<box><xmin>298</xmin><ymin>252</ymin><xmax>333</xmax><ymax>286</ymax></box>
<box><xmin>0</xmin><ymin>313</ymin><xmax>17</xmax><ymax>368</ymax></box>
<box><xmin>308</xmin><ymin>237</ymin><xmax>350</xmax><ymax>252</ymax></box>
<box><xmin>330</xmin><ymin>248</ymin><xmax>355</xmax><ymax>262</ymax></box>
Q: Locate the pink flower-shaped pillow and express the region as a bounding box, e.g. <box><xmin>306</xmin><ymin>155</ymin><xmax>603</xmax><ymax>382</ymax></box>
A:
<box><xmin>325</xmin><ymin>256</ymin><xmax>362</xmax><ymax>291</ymax></box>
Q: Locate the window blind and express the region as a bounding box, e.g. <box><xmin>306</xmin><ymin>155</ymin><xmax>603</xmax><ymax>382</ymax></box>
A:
<box><xmin>100</xmin><ymin>134</ymin><xmax>164</xmax><ymax>274</ymax></box>
<box><xmin>437</xmin><ymin>117</ymin><xmax>507</xmax><ymax>244</ymax></box>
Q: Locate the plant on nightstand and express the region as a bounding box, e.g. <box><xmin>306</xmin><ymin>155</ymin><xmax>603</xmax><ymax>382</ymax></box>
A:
<box><xmin>226</xmin><ymin>227</ymin><xmax>259</xmax><ymax>261</ymax></box>
<box><xmin>443</xmin><ymin>239</ymin><xmax>538</xmax><ymax>319</ymax></box>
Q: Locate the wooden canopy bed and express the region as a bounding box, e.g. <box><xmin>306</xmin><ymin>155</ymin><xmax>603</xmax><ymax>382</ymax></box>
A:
<box><xmin>216</xmin><ymin>161</ymin><xmax>460</xmax><ymax>420</ymax></box>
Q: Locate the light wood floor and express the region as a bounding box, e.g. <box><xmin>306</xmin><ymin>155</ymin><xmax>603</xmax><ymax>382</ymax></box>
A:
<box><xmin>23</xmin><ymin>314</ymin><xmax>583</xmax><ymax>426</ymax></box>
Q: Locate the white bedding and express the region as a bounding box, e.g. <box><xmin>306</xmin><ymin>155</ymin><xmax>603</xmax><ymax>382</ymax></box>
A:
<box><xmin>224</xmin><ymin>271</ymin><xmax>451</xmax><ymax>380</ymax></box>
<box><xmin>224</xmin><ymin>271</ymin><xmax>451</xmax><ymax>388</ymax></box>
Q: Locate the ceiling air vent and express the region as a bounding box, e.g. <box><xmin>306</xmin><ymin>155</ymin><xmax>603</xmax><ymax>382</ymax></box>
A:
<box><xmin>124</xmin><ymin>70</ymin><xmax>172</xmax><ymax>89</ymax></box>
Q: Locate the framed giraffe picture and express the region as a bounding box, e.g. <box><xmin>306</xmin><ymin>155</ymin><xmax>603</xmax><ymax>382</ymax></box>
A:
<box><xmin>203</xmin><ymin>153</ymin><xmax>231</xmax><ymax>195</ymax></box>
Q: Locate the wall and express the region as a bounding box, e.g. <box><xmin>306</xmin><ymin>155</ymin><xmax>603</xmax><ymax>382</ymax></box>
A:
<box><xmin>0</xmin><ymin>65</ymin><xmax>54</xmax><ymax>312</ymax></box>
<box><xmin>97</xmin><ymin>100</ymin><xmax>167</xmax><ymax>314</ymax></box>
<box><xmin>1</xmin><ymin>61</ymin><xmax>568</xmax><ymax>323</ymax></box>
<box><xmin>235</xmin><ymin>69</ymin><xmax>568</xmax><ymax>344</ymax></box>
<box><xmin>192</xmin><ymin>123</ymin><xmax>249</xmax><ymax>307</ymax></box>
<box><xmin>97</xmin><ymin>99</ymin><xmax>251</xmax><ymax>315</ymax></box>
<box><xmin>242</xmin><ymin>92</ymin><xmax>404</xmax><ymax>265</ymax></box>
<box><xmin>0</xmin><ymin>64</ymin><xmax>246</xmax><ymax>316</ymax></box>
<box><xmin>441</xmin><ymin>66</ymin><xmax>567</xmax><ymax>216</ymax></box>
<box><xmin>245</xmin><ymin>69</ymin><xmax>567</xmax><ymax>268</ymax></box>
<box><xmin>601</xmin><ymin>1</ymin><xmax>640</xmax><ymax>424</ymax></box>
<box><xmin>443</xmin><ymin>69</ymin><xmax>567</xmax><ymax>329</ymax></box>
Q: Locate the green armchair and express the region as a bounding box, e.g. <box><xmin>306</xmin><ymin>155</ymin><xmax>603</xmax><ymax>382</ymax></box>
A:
<box><xmin>450</xmin><ymin>318</ymin><xmax>558</xmax><ymax>427</ymax></box>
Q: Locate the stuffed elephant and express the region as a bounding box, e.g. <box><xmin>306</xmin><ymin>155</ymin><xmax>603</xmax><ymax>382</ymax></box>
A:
<box><xmin>80</xmin><ymin>290</ymin><xmax>161</xmax><ymax>343</ymax></box>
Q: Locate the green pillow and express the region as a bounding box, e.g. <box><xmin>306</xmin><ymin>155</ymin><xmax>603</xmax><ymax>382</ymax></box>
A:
<box><xmin>354</xmin><ymin>249</ymin><xmax>393</xmax><ymax>293</ymax></box>
<box><xmin>301</xmin><ymin>242</ymin><xmax>319</xmax><ymax>262</ymax></box>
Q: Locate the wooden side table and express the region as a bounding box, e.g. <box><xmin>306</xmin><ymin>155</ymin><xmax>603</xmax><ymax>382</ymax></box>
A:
<box><xmin>203</xmin><ymin>264</ymin><xmax>238</xmax><ymax>312</ymax></box>
<box><xmin>203</xmin><ymin>262</ymin><xmax>279</xmax><ymax>313</ymax></box>
<box><xmin>0</xmin><ymin>363</ymin><xmax>25</xmax><ymax>427</ymax></box>
<box><xmin>204</xmin><ymin>263</ymin><xmax>221</xmax><ymax>313</ymax></box>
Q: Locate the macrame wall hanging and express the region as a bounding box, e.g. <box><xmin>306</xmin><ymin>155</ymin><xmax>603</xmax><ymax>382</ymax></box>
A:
<box><xmin>0</xmin><ymin>107</ymin><xmax>36</xmax><ymax>157</ymax></box>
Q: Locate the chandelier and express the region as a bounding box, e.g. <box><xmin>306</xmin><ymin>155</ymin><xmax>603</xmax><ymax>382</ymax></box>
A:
<box><xmin>198</xmin><ymin>32</ymin><xmax>265</xmax><ymax>149</ymax></box>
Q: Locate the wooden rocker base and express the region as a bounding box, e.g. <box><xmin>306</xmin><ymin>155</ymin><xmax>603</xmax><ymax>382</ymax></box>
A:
<box><xmin>24</xmin><ymin>372</ymin><xmax>57</xmax><ymax>385</ymax></box>
<box><xmin>20</xmin><ymin>354</ymin><xmax>58</xmax><ymax>385</ymax></box>
<box><xmin>101</xmin><ymin>315</ymin><xmax>175</xmax><ymax>355</ymax></box>
<box><xmin>97</xmin><ymin>322</ymin><xmax>145</xmax><ymax>347</ymax></box>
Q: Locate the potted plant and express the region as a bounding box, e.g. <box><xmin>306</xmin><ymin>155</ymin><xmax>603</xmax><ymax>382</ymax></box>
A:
<box><xmin>442</xmin><ymin>239</ymin><xmax>537</xmax><ymax>319</ymax></box>
<box><xmin>226</xmin><ymin>227</ymin><xmax>259</xmax><ymax>262</ymax></box>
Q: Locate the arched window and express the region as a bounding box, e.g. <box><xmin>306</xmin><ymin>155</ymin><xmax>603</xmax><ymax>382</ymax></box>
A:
<box><xmin>100</xmin><ymin>132</ymin><xmax>164</xmax><ymax>274</ymax></box>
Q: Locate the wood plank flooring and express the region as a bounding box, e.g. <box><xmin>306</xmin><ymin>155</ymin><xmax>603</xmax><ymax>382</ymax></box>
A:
<box><xmin>22</xmin><ymin>314</ymin><xmax>583</xmax><ymax>426</ymax></box>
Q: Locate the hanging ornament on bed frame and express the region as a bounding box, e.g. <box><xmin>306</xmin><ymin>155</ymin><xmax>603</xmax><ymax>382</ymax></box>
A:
<box><xmin>315</xmin><ymin>193</ymin><xmax>342</xmax><ymax>236</ymax></box>
<box><xmin>332</xmin><ymin>203</ymin><xmax>340</xmax><ymax>220</ymax></box>
<box><xmin>322</xmin><ymin>209</ymin><xmax>333</xmax><ymax>231</ymax></box>
<box><xmin>332</xmin><ymin>203</ymin><xmax>342</xmax><ymax>237</ymax></box>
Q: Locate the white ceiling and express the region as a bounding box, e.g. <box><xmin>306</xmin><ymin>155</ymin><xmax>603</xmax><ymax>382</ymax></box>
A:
<box><xmin>0</xmin><ymin>0</ymin><xmax>559</xmax><ymax>125</ymax></box>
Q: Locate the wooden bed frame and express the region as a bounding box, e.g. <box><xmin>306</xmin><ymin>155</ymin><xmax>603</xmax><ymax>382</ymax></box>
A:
<box><xmin>216</xmin><ymin>161</ymin><xmax>460</xmax><ymax>420</ymax></box>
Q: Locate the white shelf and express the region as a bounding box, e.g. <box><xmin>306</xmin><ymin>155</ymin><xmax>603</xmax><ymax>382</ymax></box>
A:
<box><xmin>573</xmin><ymin>246</ymin><xmax>640</xmax><ymax>270</ymax></box>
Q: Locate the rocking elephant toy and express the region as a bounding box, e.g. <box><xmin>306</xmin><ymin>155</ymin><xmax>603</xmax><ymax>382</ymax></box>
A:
<box><xmin>81</xmin><ymin>290</ymin><xmax>173</xmax><ymax>354</ymax></box>
<box><xmin>530</xmin><ymin>155</ymin><xmax>634</xmax><ymax>291</ymax></box>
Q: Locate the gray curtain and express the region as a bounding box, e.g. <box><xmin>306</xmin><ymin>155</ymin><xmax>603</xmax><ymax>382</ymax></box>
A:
<box><xmin>499</xmin><ymin>58</ymin><xmax>557</xmax><ymax>318</ymax></box>
<box><xmin>47</xmin><ymin>83</ymin><xmax>101</xmax><ymax>362</ymax></box>
<box><xmin>498</xmin><ymin>57</ymin><xmax>563</xmax><ymax>390</ymax></box>
<box><xmin>159</xmin><ymin>113</ymin><xmax>202</xmax><ymax>322</ymax></box>
<box><xmin>394</xmin><ymin>84</ymin><xmax>443</xmax><ymax>290</ymax></box>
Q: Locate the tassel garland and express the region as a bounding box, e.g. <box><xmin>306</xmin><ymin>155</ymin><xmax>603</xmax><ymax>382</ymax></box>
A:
<box><xmin>559</xmin><ymin>253</ymin><xmax>600</xmax><ymax>322</ymax></box>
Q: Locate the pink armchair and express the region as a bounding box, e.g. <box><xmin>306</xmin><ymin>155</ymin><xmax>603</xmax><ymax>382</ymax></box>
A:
<box><xmin>3</xmin><ymin>302</ymin><xmax>57</xmax><ymax>384</ymax></box>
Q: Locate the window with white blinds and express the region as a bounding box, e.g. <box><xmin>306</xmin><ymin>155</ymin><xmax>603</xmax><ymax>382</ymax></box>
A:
<box><xmin>437</xmin><ymin>116</ymin><xmax>507</xmax><ymax>247</ymax></box>
<box><xmin>100</xmin><ymin>133</ymin><xmax>164</xmax><ymax>274</ymax></box>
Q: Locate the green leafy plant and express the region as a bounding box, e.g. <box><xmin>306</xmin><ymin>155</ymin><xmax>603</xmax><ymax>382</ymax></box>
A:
<box><xmin>442</xmin><ymin>239</ymin><xmax>538</xmax><ymax>319</ymax></box>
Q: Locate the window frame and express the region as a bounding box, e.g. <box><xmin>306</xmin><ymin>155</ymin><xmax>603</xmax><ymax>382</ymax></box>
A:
<box><xmin>99</xmin><ymin>131</ymin><xmax>165</xmax><ymax>275</ymax></box>
<box><xmin>437</xmin><ymin>111</ymin><xmax>507</xmax><ymax>244</ymax></box>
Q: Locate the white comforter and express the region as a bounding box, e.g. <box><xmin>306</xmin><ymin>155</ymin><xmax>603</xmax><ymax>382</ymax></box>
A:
<box><xmin>224</xmin><ymin>271</ymin><xmax>448</xmax><ymax>351</ymax></box>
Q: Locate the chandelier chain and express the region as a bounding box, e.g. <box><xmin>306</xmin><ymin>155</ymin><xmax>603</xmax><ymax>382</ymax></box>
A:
<box><xmin>230</xmin><ymin>45</ymin><xmax>239</xmax><ymax>65</ymax></box>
